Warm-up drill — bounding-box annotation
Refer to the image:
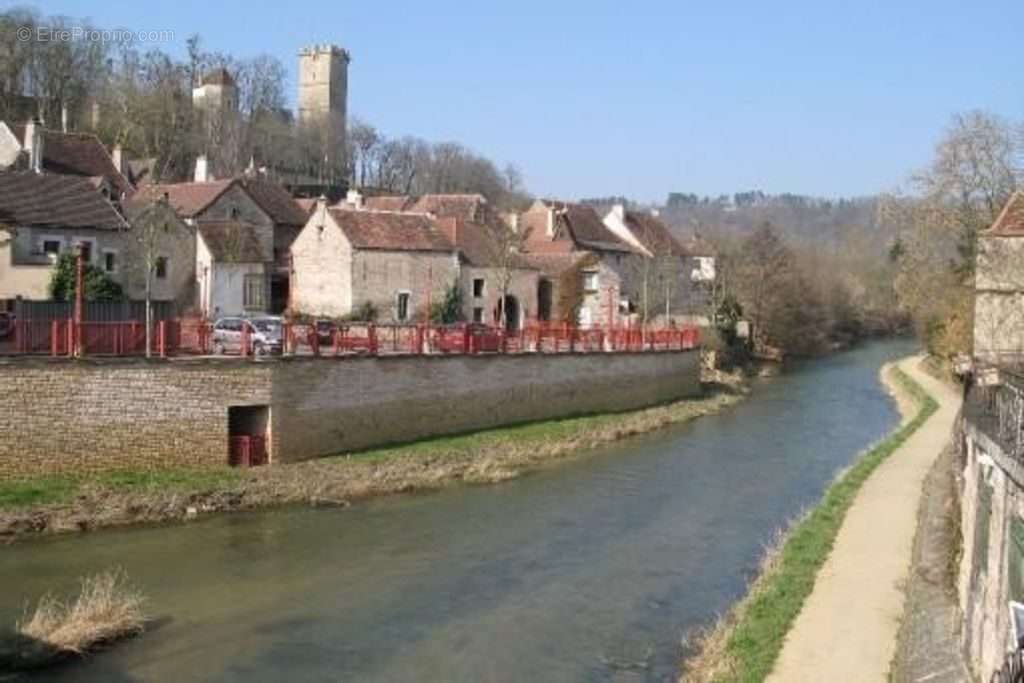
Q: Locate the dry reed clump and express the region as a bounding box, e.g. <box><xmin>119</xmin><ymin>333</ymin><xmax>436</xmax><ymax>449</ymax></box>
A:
<box><xmin>18</xmin><ymin>568</ymin><xmax>147</xmax><ymax>655</ymax></box>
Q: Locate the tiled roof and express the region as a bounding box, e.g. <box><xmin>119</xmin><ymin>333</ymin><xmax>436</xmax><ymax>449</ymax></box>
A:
<box><xmin>240</xmin><ymin>177</ymin><xmax>308</xmax><ymax>227</ymax></box>
<box><xmin>986</xmin><ymin>191</ymin><xmax>1024</xmax><ymax>236</ymax></box>
<box><xmin>327</xmin><ymin>208</ymin><xmax>454</xmax><ymax>252</ymax></box>
<box><xmin>541</xmin><ymin>199</ymin><xmax>635</xmax><ymax>253</ymax></box>
<box><xmin>0</xmin><ymin>171</ymin><xmax>128</xmax><ymax>230</ymax></box>
<box><xmin>295</xmin><ymin>198</ymin><xmax>318</xmax><ymax>216</ymax></box>
<box><xmin>410</xmin><ymin>194</ymin><xmax>487</xmax><ymax>221</ymax></box>
<box><xmin>624</xmin><ymin>212</ymin><xmax>688</xmax><ymax>257</ymax></box>
<box><xmin>363</xmin><ymin>195</ymin><xmax>414</xmax><ymax>212</ymax></box>
<box><xmin>197</xmin><ymin>221</ymin><xmax>268</xmax><ymax>262</ymax></box>
<box><xmin>134</xmin><ymin>179</ymin><xmax>237</xmax><ymax>218</ymax></box>
<box><xmin>10</xmin><ymin>124</ymin><xmax>133</xmax><ymax>196</ymax></box>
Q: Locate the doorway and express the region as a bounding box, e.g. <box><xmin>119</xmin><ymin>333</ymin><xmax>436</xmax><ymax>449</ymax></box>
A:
<box><xmin>537</xmin><ymin>279</ymin><xmax>553</xmax><ymax>322</ymax></box>
<box><xmin>228</xmin><ymin>405</ymin><xmax>270</xmax><ymax>466</ymax></box>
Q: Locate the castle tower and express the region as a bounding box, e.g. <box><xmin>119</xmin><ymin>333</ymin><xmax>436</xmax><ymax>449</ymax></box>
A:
<box><xmin>192</xmin><ymin>67</ymin><xmax>238</xmax><ymax>115</ymax></box>
<box><xmin>298</xmin><ymin>44</ymin><xmax>349</xmax><ymax>169</ymax></box>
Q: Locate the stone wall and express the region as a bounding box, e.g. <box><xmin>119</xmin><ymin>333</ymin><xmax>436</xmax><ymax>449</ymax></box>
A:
<box><xmin>958</xmin><ymin>419</ymin><xmax>1024</xmax><ymax>678</ymax></box>
<box><xmin>0</xmin><ymin>350</ymin><xmax>701</xmax><ymax>479</ymax></box>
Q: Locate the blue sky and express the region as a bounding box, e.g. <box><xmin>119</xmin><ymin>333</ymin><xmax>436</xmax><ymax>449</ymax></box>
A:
<box><xmin>12</xmin><ymin>0</ymin><xmax>1024</xmax><ymax>202</ymax></box>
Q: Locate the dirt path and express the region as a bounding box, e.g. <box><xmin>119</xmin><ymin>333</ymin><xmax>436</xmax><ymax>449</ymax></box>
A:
<box><xmin>766</xmin><ymin>356</ymin><xmax>962</xmax><ymax>682</ymax></box>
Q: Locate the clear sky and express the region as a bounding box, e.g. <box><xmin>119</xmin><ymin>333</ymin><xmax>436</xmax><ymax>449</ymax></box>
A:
<box><xmin>12</xmin><ymin>0</ymin><xmax>1024</xmax><ymax>202</ymax></box>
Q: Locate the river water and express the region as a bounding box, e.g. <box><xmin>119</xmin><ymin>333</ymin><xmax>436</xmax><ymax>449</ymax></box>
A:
<box><xmin>0</xmin><ymin>340</ymin><xmax>915</xmax><ymax>682</ymax></box>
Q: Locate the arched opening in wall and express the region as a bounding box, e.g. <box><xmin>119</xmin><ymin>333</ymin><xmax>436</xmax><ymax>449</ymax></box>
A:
<box><xmin>501</xmin><ymin>295</ymin><xmax>520</xmax><ymax>332</ymax></box>
<box><xmin>537</xmin><ymin>279</ymin><xmax>553</xmax><ymax>322</ymax></box>
<box><xmin>228</xmin><ymin>405</ymin><xmax>270</xmax><ymax>467</ymax></box>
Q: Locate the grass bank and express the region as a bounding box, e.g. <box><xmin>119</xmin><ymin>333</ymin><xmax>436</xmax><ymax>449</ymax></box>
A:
<box><xmin>679</xmin><ymin>362</ymin><xmax>938</xmax><ymax>683</ymax></box>
<box><xmin>0</xmin><ymin>378</ymin><xmax>747</xmax><ymax>541</ymax></box>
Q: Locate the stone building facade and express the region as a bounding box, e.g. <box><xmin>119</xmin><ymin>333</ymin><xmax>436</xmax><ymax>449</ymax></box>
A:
<box><xmin>975</xmin><ymin>192</ymin><xmax>1024</xmax><ymax>363</ymax></box>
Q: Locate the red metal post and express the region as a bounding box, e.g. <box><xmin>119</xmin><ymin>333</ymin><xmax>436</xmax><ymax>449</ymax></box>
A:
<box><xmin>49</xmin><ymin>320</ymin><xmax>58</xmax><ymax>356</ymax></box>
<box><xmin>369</xmin><ymin>324</ymin><xmax>378</xmax><ymax>356</ymax></box>
<box><xmin>158</xmin><ymin>320</ymin><xmax>166</xmax><ymax>358</ymax></box>
<box><xmin>73</xmin><ymin>244</ymin><xmax>83</xmax><ymax>358</ymax></box>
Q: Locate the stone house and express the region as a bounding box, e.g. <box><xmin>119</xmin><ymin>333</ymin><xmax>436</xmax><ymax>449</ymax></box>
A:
<box><xmin>291</xmin><ymin>201</ymin><xmax>458</xmax><ymax>320</ymax></box>
<box><xmin>409</xmin><ymin>194</ymin><xmax>539</xmax><ymax>329</ymax></box>
<box><xmin>519</xmin><ymin>199</ymin><xmax>635</xmax><ymax>326</ymax></box>
<box><xmin>0</xmin><ymin>172</ymin><xmax>129</xmax><ymax>306</ymax></box>
<box><xmin>602</xmin><ymin>204</ymin><xmax>714</xmax><ymax>324</ymax></box>
<box><xmin>138</xmin><ymin>177</ymin><xmax>276</xmax><ymax>318</ymax></box>
<box><xmin>118</xmin><ymin>198</ymin><xmax>196</xmax><ymax>307</ymax></box>
<box><xmin>0</xmin><ymin>119</ymin><xmax>133</xmax><ymax>199</ymax></box>
<box><xmin>975</xmin><ymin>191</ymin><xmax>1024</xmax><ymax>363</ymax></box>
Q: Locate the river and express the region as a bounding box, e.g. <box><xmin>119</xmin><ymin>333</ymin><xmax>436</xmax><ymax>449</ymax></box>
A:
<box><xmin>0</xmin><ymin>340</ymin><xmax>915</xmax><ymax>682</ymax></box>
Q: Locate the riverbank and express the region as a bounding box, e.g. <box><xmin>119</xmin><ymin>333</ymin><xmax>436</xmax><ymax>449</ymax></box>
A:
<box><xmin>679</xmin><ymin>358</ymin><xmax>940</xmax><ymax>683</ymax></box>
<box><xmin>0</xmin><ymin>375</ymin><xmax>747</xmax><ymax>543</ymax></box>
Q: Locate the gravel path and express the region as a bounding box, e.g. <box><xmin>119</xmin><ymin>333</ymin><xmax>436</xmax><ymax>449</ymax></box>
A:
<box><xmin>766</xmin><ymin>356</ymin><xmax>962</xmax><ymax>682</ymax></box>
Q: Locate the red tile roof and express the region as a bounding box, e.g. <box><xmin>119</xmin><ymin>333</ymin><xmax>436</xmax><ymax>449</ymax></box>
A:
<box><xmin>410</xmin><ymin>194</ymin><xmax>487</xmax><ymax>221</ymax></box>
<box><xmin>197</xmin><ymin>221</ymin><xmax>269</xmax><ymax>262</ymax></box>
<box><xmin>10</xmin><ymin>124</ymin><xmax>133</xmax><ymax>197</ymax></box>
<box><xmin>0</xmin><ymin>171</ymin><xmax>128</xmax><ymax>230</ymax></box>
<box><xmin>540</xmin><ymin>199</ymin><xmax>635</xmax><ymax>253</ymax></box>
<box><xmin>133</xmin><ymin>179</ymin><xmax>237</xmax><ymax>218</ymax></box>
<box><xmin>240</xmin><ymin>177</ymin><xmax>308</xmax><ymax>227</ymax></box>
<box><xmin>363</xmin><ymin>195</ymin><xmax>414</xmax><ymax>212</ymax></box>
<box><xmin>517</xmin><ymin>252</ymin><xmax>592</xmax><ymax>277</ymax></box>
<box><xmin>327</xmin><ymin>208</ymin><xmax>454</xmax><ymax>252</ymax></box>
<box><xmin>986</xmin><ymin>191</ymin><xmax>1024</xmax><ymax>236</ymax></box>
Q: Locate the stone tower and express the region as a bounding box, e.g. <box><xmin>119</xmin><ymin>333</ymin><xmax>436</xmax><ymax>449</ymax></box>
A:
<box><xmin>297</xmin><ymin>44</ymin><xmax>349</xmax><ymax>167</ymax></box>
<box><xmin>192</xmin><ymin>67</ymin><xmax>238</xmax><ymax>115</ymax></box>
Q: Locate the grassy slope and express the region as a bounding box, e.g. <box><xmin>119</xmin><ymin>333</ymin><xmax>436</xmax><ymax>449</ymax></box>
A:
<box><xmin>681</xmin><ymin>366</ymin><xmax>938</xmax><ymax>683</ymax></box>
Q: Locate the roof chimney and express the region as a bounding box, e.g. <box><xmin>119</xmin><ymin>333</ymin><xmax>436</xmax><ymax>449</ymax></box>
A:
<box><xmin>24</xmin><ymin>118</ymin><xmax>43</xmax><ymax>173</ymax></box>
<box><xmin>111</xmin><ymin>144</ymin><xmax>124</xmax><ymax>176</ymax></box>
<box><xmin>346</xmin><ymin>189</ymin><xmax>363</xmax><ymax>209</ymax></box>
<box><xmin>546</xmin><ymin>207</ymin><xmax>555</xmax><ymax>237</ymax></box>
<box><xmin>194</xmin><ymin>154</ymin><xmax>210</xmax><ymax>183</ymax></box>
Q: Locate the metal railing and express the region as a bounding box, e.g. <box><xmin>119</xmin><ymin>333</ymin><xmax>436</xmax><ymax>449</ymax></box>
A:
<box><xmin>3</xmin><ymin>318</ymin><xmax>700</xmax><ymax>360</ymax></box>
<box><xmin>963</xmin><ymin>369</ymin><xmax>1024</xmax><ymax>463</ymax></box>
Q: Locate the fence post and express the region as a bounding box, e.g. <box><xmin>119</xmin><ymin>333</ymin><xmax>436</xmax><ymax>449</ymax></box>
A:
<box><xmin>369</xmin><ymin>324</ymin><xmax>378</xmax><ymax>356</ymax></box>
<box><xmin>157</xmin><ymin>320</ymin><xmax>166</xmax><ymax>358</ymax></box>
<box><xmin>66</xmin><ymin>318</ymin><xmax>74</xmax><ymax>357</ymax></box>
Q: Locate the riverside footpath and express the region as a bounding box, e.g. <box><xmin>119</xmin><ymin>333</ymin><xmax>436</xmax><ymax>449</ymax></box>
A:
<box><xmin>766</xmin><ymin>356</ymin><xmax>962</xmax><ymax>682</ymax></box>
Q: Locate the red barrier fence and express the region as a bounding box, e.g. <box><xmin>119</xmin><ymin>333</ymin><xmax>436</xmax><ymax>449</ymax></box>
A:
<box><xmin>6</xmin><ymin>318</ymin><xmax>699</xmax><ymax>359</ymax></box>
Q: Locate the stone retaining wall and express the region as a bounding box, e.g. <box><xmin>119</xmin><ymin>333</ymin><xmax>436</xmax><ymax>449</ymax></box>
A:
<box><xmin>0</xmin><ymin>350</ymin><xmax>701</xmax><ymax>479</ymax></box>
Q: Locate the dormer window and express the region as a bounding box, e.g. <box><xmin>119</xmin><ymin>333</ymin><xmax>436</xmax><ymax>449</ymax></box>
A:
<box><xmin>230</xmin><ymin>207</ymin><xmax>240</xmax><ymax>220</ymax></box>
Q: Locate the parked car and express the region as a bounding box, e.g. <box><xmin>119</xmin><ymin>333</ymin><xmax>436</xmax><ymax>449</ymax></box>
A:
<box><xmin>211</xmin><ymin>316</ymin><xmax>283</xmax><ymax>356</ymax></box>
<box><xmin>0</xmin><ymin>312</ymin><xmax>13</xmax><ymax>340</ymax></box>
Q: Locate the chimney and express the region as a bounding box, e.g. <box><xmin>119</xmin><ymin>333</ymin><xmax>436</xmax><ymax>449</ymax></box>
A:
<box><xmin>194</xmin><ymin>154</ymin><xmax>210</xmax><ymax>183</ymax></box>
<box><xmin>545</xmin><ymin>208</ymin><xmax>555</xmax><ymax>237</ymax></box>
<box><xmin>346</xmin><ymin>189</ymin><xmax>363</xmax><ymax>209</ymax></box>
<box><xmin>612</xmin><ymin>204</ymin><xmax>625</xmax><ymax>220</ymax></box>
<box><xmin>60</xmin><ymin>104</ymin><xmax>69</xmax><ymax>133</ymax></box>
<box><xmin>24</xmin><ymin>118</ymin><xmax>43</xmax><ymax>173</ymax></box>
<box><xmin>111</xmin><ymin>144</ymin><xmax>124</xmax><ymax>176</ymax></box>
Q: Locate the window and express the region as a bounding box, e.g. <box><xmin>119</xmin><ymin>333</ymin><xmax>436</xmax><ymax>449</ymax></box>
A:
<box><xmin>155</xmin><ymin>256</ymin><xmax>169</xmax><ymax>279</ymax></box>
<box><xmin>244</xmin><ymin>274</ymin><xmax>265</xmax><ymax>310</ymax></box>
<box><xmin>581</xmin><ymin>270</ymin><xmax>599</xmax><ymax>292</ymax></box>
<box><xmin>473</xmin><ymin>307</ymin><xmax>484</xmax><ymax>323</ymax></box>
<box><xmin>396</xmin><ymin>291</ymin><xmax>411</xmax><ymax>322</ymax></box>
<box><xmin>230</xmin><ymin>206</ymin><xmax>241</xmax><ymax>220</ymax></box>
<box><xmin>42</xmin><ymin>239</ymin><xmax>61</xmax><ymax>256</ymax></box>
<box><xmin>472</xmin><ymin>278</ymin><xmax>485</xmax><ymax>298</ymax></box>
<box><xmin>103</xmin><ymin>250</ymin><xmax>117</xmax><ymax>274</ymax></box>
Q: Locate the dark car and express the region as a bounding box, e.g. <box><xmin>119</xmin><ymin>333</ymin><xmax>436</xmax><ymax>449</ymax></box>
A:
<box><xmin>315</xmin><ymin>319</ymin><xmax>337</xmax><ymax>346</ymax></box>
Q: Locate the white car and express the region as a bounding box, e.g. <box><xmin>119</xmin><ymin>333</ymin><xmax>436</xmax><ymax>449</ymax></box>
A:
<box><xmin>211</xmin><ymin>317</ymin><xmax>283</xmax><ymax>356</ymax></box>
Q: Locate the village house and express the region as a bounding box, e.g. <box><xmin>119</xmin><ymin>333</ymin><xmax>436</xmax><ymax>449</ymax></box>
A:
<box><xmin>974</xmin><ymin>191</ymin><xmax>1024</xmax><ymax>362</ymax></box>
<box><xmin>602</xmin><ymin>204</ymin><xmax>715</xmax><ymax>324</ymax></box>
<box><xmin>0</xmin><ymin>171</ymin><xmax>128</xmax><ymax>305</ymax></box>
<box><xmin>0</xmin><ymin>119</ymin><xmax>134</xmax><ymax>200</ymax></box>
<box><xmin>290</xmin><ymin>200</ymin><xmax>457</xmax><ymax>320</ymax></box>
<box><xmin>138</xmin><ymin>168</ymin><xmax>279</xmax><ymax>318</ymax></box>
<box><xmin>518</xmin><ymin>199</ymin><xmax>636</xmax><ymax>326</ymax></box>
<box><xmin>409</xmin><ymin>193</ymin><xmax>539</xmax><ymax>329</ymax></box>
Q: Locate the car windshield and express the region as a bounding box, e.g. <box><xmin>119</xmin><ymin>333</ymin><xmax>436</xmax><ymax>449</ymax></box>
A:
<box><xmin>251</xmin><ymin>319</ymin><xmax>280</xmax><ymax>333</ymax></box>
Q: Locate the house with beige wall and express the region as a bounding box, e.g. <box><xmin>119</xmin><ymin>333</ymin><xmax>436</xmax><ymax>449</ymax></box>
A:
<box><xmin>975</xmin><ymin>191</ymin><xmax>1024</xmax><ymax>363</ymax></box>
<box><xmin>291</xmin><ymin>201</ymin><xmax>458</xmax><ymax>321</ymax></box>
<box><xmin>0</xmin><ymin>172</ymin><xmax>130</xmax><ymax>307</ymax></box>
